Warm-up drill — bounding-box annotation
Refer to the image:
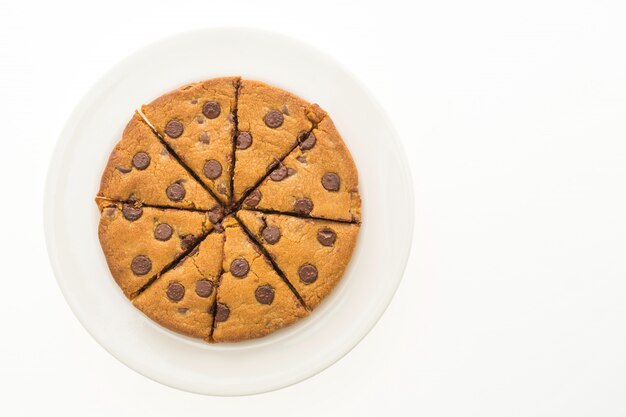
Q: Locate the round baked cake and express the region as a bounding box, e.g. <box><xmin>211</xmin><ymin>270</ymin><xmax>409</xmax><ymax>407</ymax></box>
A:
<box><xmin>96</xmin><ymin>77</ymin><xmax>361</xmax><ymax>343</ymax></box>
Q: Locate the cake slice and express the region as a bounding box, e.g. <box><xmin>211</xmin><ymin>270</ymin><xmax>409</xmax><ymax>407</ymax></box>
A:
<box><xmin>237</xmin><ymin>210</ymin><xmax>359</xmax><ymax>310</ymax></box>
<box><xmin>252</xmin><ymin>117</ymin><xmax>361</xmax><ymax>221</ymax></box>
<box><xmin>97</xmin><ymin>112</ymin><xmax>219</xmax><ymax>210</ymax></box>
<box><xmin>98</xmin><ymin>203</ymin><xmax>211</xmax><ymax>298</ymax></box>
<box><xmin>234</xmin><ymin>80</ymin><xmax>326</xmax><ymax>204</ymax></box>
<box><xmin>212</xmin><ymin>216</ymin><xmax>308</xmax><ymax>342</ymax></box>
<box><xmin>133</xmin><ymin>231</ymin><xmax>224</xmax><ymax>340</ymax></box>
<box><xmin>142</xmin><ymin>77</ymin><xmax>239</xmax><ymax>204</ymax></box>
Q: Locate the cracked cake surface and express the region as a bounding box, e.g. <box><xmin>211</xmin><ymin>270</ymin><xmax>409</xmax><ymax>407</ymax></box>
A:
<box><xmin>96</xmin><ymin>77</ymin><xmax>361</xmax><ymax>343</ymax></box>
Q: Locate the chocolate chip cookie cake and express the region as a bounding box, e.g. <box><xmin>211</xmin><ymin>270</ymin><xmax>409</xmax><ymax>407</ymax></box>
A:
<box><xmin>96</xmin><ymin>77</ymin><xmax>361</xmax><ymax>343</ymax></box>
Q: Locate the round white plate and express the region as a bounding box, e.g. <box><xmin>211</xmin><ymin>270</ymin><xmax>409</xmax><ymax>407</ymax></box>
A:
<box><xmin>44</xmin><ymin>28</ymin><xmax>414</xmax><ymax>396</ymax></box>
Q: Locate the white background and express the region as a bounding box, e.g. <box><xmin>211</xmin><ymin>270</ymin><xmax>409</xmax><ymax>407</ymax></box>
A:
<box><xmin>2</xmin><ymin>0</ymin><xmax>626</xmax><ymax>415</ymax></box>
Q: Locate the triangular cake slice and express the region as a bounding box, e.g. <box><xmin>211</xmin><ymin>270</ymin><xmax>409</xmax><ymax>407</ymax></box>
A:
<box><xmin>234</xmin><ymin>80</ymin><xmax>326</xmax><ymax>203</ymax></box>
<box><xmin>133</xmin><ymin>231</ymin><xmax>224</xmax><ymax>340</ymax></box>
<box><xmin>252</xmin><ymin>117</ymin><xmax>361</xmax><ymax>221</ymax></box>
<box><xmin>97</xmin><ymin>112</ymin><xmax>219</xmax><ymax>210</ymax></box>
<box><xmin>212</xmin><ymin>216</ymin><xmax>308</xmax><ymax>342</ymax></box>
<box><xmin>142</xmin><ymin>77</ymin><xmax>239</xmax><ymax>204</ymax></box>
<box><xmin>237</xmin><ymin>210</ymin><xmax>359</xmax><ymax>310</ymax></box>
<box><xmin>98</xmin><ymin>203</ymin><xmax>211</xmax><ymax>298</ymax></box>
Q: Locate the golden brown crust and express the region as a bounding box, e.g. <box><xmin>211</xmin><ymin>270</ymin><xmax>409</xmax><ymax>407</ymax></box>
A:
<box><xmin>254</xmin><ymin>116</ymin><xmax>361</xmax><ymax>221</ymax></box>
<box><xmin>305</xmin><ymin>104</ymin><xmax>327</xmax><ymax>125</ymax></box>
<box><xmin>98</xmin><ymin>203</ymin><xmax>211</xmax><ymax>298</ymax></box>
<box><xmin>132</xmin><ymin>232</ymin><xmax>224</xmax><ymax>339</ymax></box>
<box><xmin>212</xmin><ymin>217</ymin><xmax>308</xmax><ymax>342</ymax></box>
<box><xmin>97</xmin><ymin>112</ymin><xmax>219</xmax><ymax>210</ymax></box>
<box><xmin>141</xmin><ymin>77</ymin><xmax>239</xmax><ymax>204</ymax></box>
<box><xmin>237</xmin><ymin>210</ymin><xmax>359</xmax><ymax>310</ymax></box>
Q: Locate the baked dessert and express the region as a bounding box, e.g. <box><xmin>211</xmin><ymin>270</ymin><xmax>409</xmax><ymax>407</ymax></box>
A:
<box><xmin>96</xmin><ymin>78</ymin><xmax>361</xmax><ymax>343</ymax></box>
<box><xmin>133</xmin><ymin>231</ymin><xmax>224</xmax><ymax>340</ymax></box>
<box><xmin>141</xmin><ymin>77</ymin><xmax>238</xmax><ymax>204</ymax></box>
<box><xmin>251</xmin><ymin>117</ymin><xmax>361</xmax><ymax>222</ymax></box>
<box><xmin>97</xmin><ymin>112</ymin><xmax>220</xmax><ymax>210</ymax></box>
<box><xmin>97</xmin><ymin>203</ymin><xmax>212</xmax><ymax>298</ymax></box>
<box><xmin>212</xmin><ymin>217</ymin><xmax>308</xmax><ymax>342</ymax></box>
<box><xmin>234</xmin><ymin>80</ymin><xmax>326</xmax><ymax>202</ymax></box>
<box><xmin>237</xmin><ymin>210</ymin><xmax>359</xmax><ymax>310</ymax></box>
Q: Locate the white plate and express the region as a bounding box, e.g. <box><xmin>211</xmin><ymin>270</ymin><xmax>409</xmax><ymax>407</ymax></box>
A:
<box><xmin>44</xmin><ymin>28</ymin><xmax>414</xmax><ymax>396</ymax></box>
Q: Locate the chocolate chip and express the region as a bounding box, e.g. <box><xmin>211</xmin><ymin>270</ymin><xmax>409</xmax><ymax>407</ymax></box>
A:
<box><xmin>244</xmin><ymin>189</ymin><xmax>262</xmax><ymax>208</ymax></box>
<box><xmin>199</xmin><ymin>132</ymin><xmax>210</xmax><ymax>144</ymax></box>
<box><xmin>264</xmin><ymin>110</ymin><xmax>284</xmax><ymax>128</ymax></box>
<box><xmin>207</xmin><ymin>207</ymin><xmax>223</xmax><ymax>224</ymax></box>
<box><xmin>166</xmin><ymin>183</ymin><xmax>186</xmax><ymax>201</ymax></box>
<box><xmin>165</xmin><ymin>120</ymin><xmax>183</xmax><ymax>138</ymax></box>
<box><xmin>203</xmin><ymin>160</ymin><xmax>222</xmax><ymax>179</ymax></box>
<box><xmin>202</xmin><ymin>101</ymin><xmax>221</xmax><ymax>119</ymax></box>
<box><xmin>255</xmin><ymin>285</ymin><xmax>275</xmax><ymax>305</ymax></box>
<box><xmin>262</xmin><ymin>225</ymin><xmax>281</xmax><ymax>244</ymax></box>
<box><xmin>236</xmin><ymin>131</ymin><xmax>252</xmax><ymax>149</ymax></box>
<box><xmin>122</xmin><ymin>204</ymin><xmax>143</xmax><ymax>221</ymax></box>
<box><xmin>296</xmin><ymin>155</ymin><xmax>307</xmax><ymax>164</ymax></box>
<box><xmin>270</xmin><ymin>164</ymin><xmax>288</xmax><ymax>181</ymax></box>
<box><xmin>104</xmin><ymin>207</ymin><xmax>116</xmax><ymax>217</ymax></box>
<box><xmin>298</xmin><ymin>264</ymin><xmax>318</xmax><ymax>284</ymax></box>
<box><xmin>294</xmin><ymin>198</ymin><xmax>313</xmax><ymax>215</ymax></box>
<box><xmin>131</xmin><ymin>255</ymin><xmax>152</xmax><ymax>276</ymax></box>
<box><xmin>196</xmin><ymin>116</ymin><xmax>204</xmax><ymax>124</ymax></box>
<box><xmin>181</xmin><ymin>234</ymin><xmax>197</xmax><ymax>251</ymax></box>
<box><xmin>191</xmin><ymin>99</ymin><xmax>198</xmax><ymax>104</ymax></box>
<box><xmin>132</xmin><ymin>152</ymin><xmax>150</xmax><ymax>170</ymax></box>
<box><xmin>214</xmin><ymin>303</ymin><xmax>230</xmax><ymax>322</ymax></box>
<box><xmin>299</xmin><ymin>132</ymin><xmax>316</xmax><ymax>150</ymax></box>
<box><xmin>178</xmin><ymin>308</ymin><xmax>188</xmax><ymax>314</ymax></box>
<box><xmin>317</xmin><ymin>228</ymin><xmax>337</xmax><ymax>246</ymax></box>
<box><xmin>166</xmin><ymin>282</ymin><xmax>185</xmax><ymax>301</ymax></box>
<box><xmin>217</xmin><ymin>183</ymin><xmax>227</xmax><ymax>195</ymax></box>
<box><xmin>213</xmin><ymin>223</ymin><xmax>225</xmax><ymax>233</ymax></box>
<box><xmin>117</xmin><ymin>166</ymin><xmax>132</xmax><ymax>173</ymax></box>
<box><xmin>154</xmin><ymin>223</ymin><xmax>173</xmax><ymax>241</ymax></box>
<box><xmin>287</xmin><ymin>168</ymin><xmax>296</xmax><ymax>177</ymax></box>
<box><xmin>322</xmin><ymin>173</ymin><xmax>340</xmax><ymax>191</ymax></box>
<box><xmin>195</xmin><ymin>279</ymin><xmax>214</xmax><ymax>297</ymax></box>
<box><xmin>230</xmin><ymin>258</ymin><xmax>249</xmax><ymax>278</ymax></box>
